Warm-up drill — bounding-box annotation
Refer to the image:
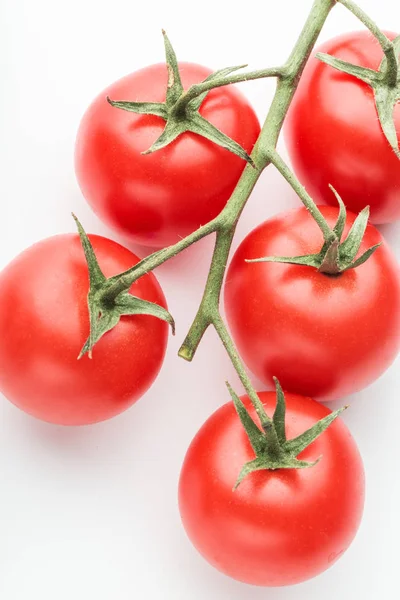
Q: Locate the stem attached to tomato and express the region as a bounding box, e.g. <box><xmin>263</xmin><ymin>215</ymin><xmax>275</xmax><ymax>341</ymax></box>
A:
<box><xmin>213</xmin><ymin>314</ymin><xmax>278</xmax><ymax>436</ymax></box>
<box><xmin>337</xmin><ymin>0</ymin><xmax>398</xmax><ymax>87</ymax></box>
<box><xmin>269</xmin><ymin>151</ymin><xmax>336</xmax><ymax>243</ymax></box>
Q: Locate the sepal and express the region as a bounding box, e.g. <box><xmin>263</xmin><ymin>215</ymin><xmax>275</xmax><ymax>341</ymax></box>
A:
<box><xmin>74</xmin><ymin>216</ymin><xmax>175</xmax><ymax>359</ymax></box>
<box><xmin>317</xmin><ymin>40</ymin><xmax>400</xmax><ymax>159</ymax></box>
<box><xmin>107</xmin><ymin>32</ymin><xmax>255</xmax><ymax>163</ymax></box>
<box><xmin>245</xmin><ymin>187</ymin><xmax>381</xmax><ymax>274</ymax></box>
<box><xmin>228</xmin><ymin>379</ymin><xmax>347</xmax><ymax>489</ymax></box>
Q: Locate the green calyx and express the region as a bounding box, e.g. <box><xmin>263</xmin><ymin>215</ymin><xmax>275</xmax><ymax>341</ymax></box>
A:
<box><xmin>317</xmin><ymin>34</ymin><xmax>400</xmax><ymax>159</ymax></box>
<box><xmin>107</xmin><ymin>31</ymin><xmax>256</xmax><ymax>165</ymax></box>
<box><xmin>247</xmin><ymin>185</ymin><xmax>381</xmax><ymax>274</ymax></box>
<box><xmin>73</xmin><ymin>215</ymin><xmax>175</xmax><ymax>359</ymax></box>
<box><xmin>228</xmin><ymin>378</ymin><xmax>347</xmax><ymax>490</ymax></box>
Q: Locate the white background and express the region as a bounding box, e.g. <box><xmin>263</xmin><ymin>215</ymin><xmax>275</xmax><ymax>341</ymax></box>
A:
<box><xmin>1</xmin><ymin>0</ymin><xmax>399</xmax><ymax>598</ymax></box>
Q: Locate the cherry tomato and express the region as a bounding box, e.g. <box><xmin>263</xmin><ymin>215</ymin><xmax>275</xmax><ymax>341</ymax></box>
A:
<box><xmin>75</xmin><ymin>63</ymin><xmax>260</xmax><ymax>248</ymax></box>
<box><xmin>285</xmin><ymin>31</ymin><xmax>400</xmax><ymax>224</ymax></box>
<box><xmin>0</xmin><ymin>234</ymin><xmax>168</xmax><ymax>425</ymax></box>
<box><xmin>224</xmin><ymin>206</ymin><xmax>400</xmax><ymax>401</ymax></box>
<box><xmin>179</xmin><ymin>391</ymin><xmax>364</xmax><ymax>586</ymax></box>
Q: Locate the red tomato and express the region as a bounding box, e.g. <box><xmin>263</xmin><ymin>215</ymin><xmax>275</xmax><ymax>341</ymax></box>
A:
<box><xmin>224</xmin><ymin>206</ymin><xmax>400</xmax><ymax>401</ymax></box>
<box><xmin>75</xmin><ymin>63</ymin><xmax>260</xmax><ymax>248</ymax></box>
<box><xmin>285</xmin><ymin>31</ymin><xmax>400</xmax><ymax>224</ymax></box>
<box><xmin>0</xmin><ymin>234</ymin><xmax>168</xmax><ymax>425</ymax></box>
<box><xmin>179</xmin><ymin>391</ymin><xmax>364</xmax><ymax>586</ymax></box>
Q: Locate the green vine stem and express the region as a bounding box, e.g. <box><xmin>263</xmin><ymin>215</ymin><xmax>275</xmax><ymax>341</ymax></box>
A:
<box><xmin>101</xmin><ymin>216</ymin><xmax>221</xmax><ymax>304</ymax></box>
<box><xmin>269</xmin><ymin>151</ymin><xmax>336</xmax><ymax>242</ymax></box>
<box><xmin>213</xmin><ymin>314</ymin><xmax>273</xmax><ymax>431</ymax></box>
<box><xmin>78</xmin><ymin>0</ymin><xmax>390</xmax><ymax>429</ymax></box>
<box><xmin>172</xmin><ymin>66</ymin><xmax>286</xmax><ymax>115</ymax></box>
<box><xmin>212</xmin><ymin>314</ymin><xmax>295</xmax><ymax>465</ymax></box>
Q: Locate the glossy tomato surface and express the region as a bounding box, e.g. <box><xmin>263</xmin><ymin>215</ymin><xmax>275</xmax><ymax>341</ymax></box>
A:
<box><xmin>225</xmin><ymin>206</ymin><xmax>400</xmax><ymax>401</ymax></box>
<box><xmin>285</xmin><ymin>31</ymin><xmax>400</xmax><ymax>224</ymax></box>
<box><xmin>0</xmin><ymin>234</ymin><xmax>168</xmax><ymax>425</ymax></box>
<box><xmin>179</xmin><ymin>391</ymin><xmax>364</xmax><ymax>587</ymax></box>
<box><xmin>75</xmin><ymin>63</ymin><xmax>260</xmax><ymax>247</ymax></box>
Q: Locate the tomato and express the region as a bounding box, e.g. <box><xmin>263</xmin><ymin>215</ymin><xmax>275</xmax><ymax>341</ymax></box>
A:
<box><xmin>179</xmin><ymin>391</ymin><xmax>364</xmax><ymax>586</ymax></box>
<box><xmin>224</xmin><ymin>206</ymin><xmax>400</xmax><ymax>401</ymax></box>
<box><xmin>0</xmin><ymin>234</ymin><xmax>168</xmax><ymax>425</ymax></box>
<box><xmin>285</xmin><ymin>31</ymin><xmax>400</xmax><ymax>224</ymax></box>
<box><xmin>75</xmin><ymin>63</ymin><xmax>260</xmax><ymax>248</ymax></box>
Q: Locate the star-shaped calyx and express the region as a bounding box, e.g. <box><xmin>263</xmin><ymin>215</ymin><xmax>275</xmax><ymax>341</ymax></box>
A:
<box><xmin>107</xmin><ymin>31</ymin><xmax>255</xmax><ymax>165</ymax></box>
<box><xmin>73</xmin><ymin>215</ymin><xmax>175</xmax><ymax>359</ymax></box>
<box><xmin>246</xmin><ymin>186</ymin><xmax>381</xmax><ymax>274</ymax></box>
<box><xmin>227</xmin><ymin>378</ymin><xmax>347</xmax><ymax>489</ymax></box>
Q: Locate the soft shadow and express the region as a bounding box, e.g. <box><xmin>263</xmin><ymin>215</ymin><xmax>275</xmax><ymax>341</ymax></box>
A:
<box><xmin>377</xmin><ymin>221</ymin><xmax>400</xmax><ymax>252</ymax></box>
<box><xmin>2</xmin><ymin>398</ymin><xmax>143</xmax><ymax>461</ymax></box>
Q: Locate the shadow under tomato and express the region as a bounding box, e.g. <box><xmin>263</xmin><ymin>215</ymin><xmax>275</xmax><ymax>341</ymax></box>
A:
<box><xmin>377</xmin><ymin>222</ymin><xmax>400</xmax><ymax>253</ymax></box>
<box><xmin>6</xmin><ymin>398</ymin><xmax>143</xmax><ymax>462</ymax></box>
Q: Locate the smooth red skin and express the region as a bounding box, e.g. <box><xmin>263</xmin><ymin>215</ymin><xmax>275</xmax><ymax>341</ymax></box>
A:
<box><xmin>0</xmin><ymin>234</ymin><xmax>168</xmax><ymax>425</ymax></box>
<box><xmin>75</xmin><ymin>63</ymin><xmax>260</xmax><ymax>247</ymax></box>
<box><xmin>179</xmin><ymin>391</ymin><xmax>364</xmax><ymax>587</ymax></box>
<box><xmin>285</xmin><ymin>31</ymin><xmax>400</xmax><ymax>224</ymax></box>
<box><xmin>225</xmin><ymin>206</ymin><xmax>400</xmax><ymax>401</ymax></box>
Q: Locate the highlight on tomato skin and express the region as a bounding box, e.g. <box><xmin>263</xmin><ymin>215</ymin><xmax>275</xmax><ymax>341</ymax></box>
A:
<box><xmin>224</xmin><ymin>205</ymin><xmax>400</xmax><ymax>402</ymax></box>
<box><xmin>179</xmin><ymin>391</ymin><xmax>365</xmax><ymax>587</ymax></box>
<box><xmin>74</xmin><ymin>63</ymin><xmax>260</xmax><ymax>248</ymax></box>
<box><xmin>0</xmin><ymin>233</ymin><xmax>169</xmax><ymax>426</ymax></box>
<box><xmin>284</xmin><ymin>30</ymin><xmax>400</xmax><ymax>225</ymax></box>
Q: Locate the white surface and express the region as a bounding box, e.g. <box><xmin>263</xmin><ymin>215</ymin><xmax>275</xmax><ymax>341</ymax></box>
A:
<box><xmin>1</xmin><ymin>0</ymin><xmax>400</xmax><ymax>598</ymax></box>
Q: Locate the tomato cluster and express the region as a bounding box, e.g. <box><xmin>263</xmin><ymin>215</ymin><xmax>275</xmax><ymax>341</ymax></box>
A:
<box><xmin>1</xmin><ymin>26</ymin><xmax>400</xmax><ymax>590</ymax></box>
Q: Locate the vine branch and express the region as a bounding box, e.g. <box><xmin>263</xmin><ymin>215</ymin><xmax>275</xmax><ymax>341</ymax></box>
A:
<box><xmin>269</xmin><ymin>151</ymin><xmax>336</xmax><ymax>242</ymax></box>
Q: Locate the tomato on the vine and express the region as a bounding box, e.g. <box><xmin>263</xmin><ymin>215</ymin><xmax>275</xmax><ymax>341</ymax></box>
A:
<box><xmin>75</xmin><ymin>63</ymin><xmax>260</xmax><ymax>248</ymax></box>
<box><xmin>285</xmin><ymin>31</ymin><xmax>400</xmax><ymax>224</ymax></box>
<box><xmin>179</xmin><ymin>391</ymin><xmax>364</xmax><ymax>586</ymax></box>
<box><xmin>224</xmin><ymin>205</ymin><xmax>400</xmax><ymax>401</ymax></box>
<box><xmin>0</xmin><ymin>234</ymin><xmax>168</xmax><ymax>425</ymax></box>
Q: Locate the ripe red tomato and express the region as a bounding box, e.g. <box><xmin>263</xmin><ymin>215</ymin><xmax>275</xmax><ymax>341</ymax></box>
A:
<box><xmin>285</xmin><ymin>31</ymin><xmax>400</xmax><ymax>224</ymax></box>
<box><xmin>224</xmin><ymin>206</ymin><xmax>400</xmax><ymax>401</ymax></box>
<box><xmin>179</xmin><ymin>391</ymin><xmax>364</xmax><ymax>586</ymax></box>
<box><xmin>0</xmin><ymin>234</ymin><xmax>168</xmax><ymax>425</ymax></box>
<box><xmin>75</xmin><ymin>63</ymin><xmax>260</xmax><ymax>248</ymax></box>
